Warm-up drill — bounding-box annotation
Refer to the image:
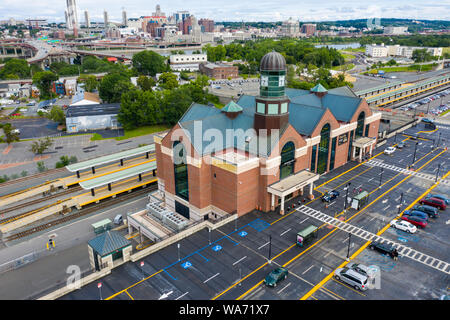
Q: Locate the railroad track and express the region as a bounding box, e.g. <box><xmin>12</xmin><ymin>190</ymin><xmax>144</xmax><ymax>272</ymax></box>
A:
<box><xmin>0</xmin><ymin>168</ymin><xmax>66</xmax><ymax>192</ymax></box>
<box><xmin>4</xmin><ymin>183</ymin><xmax>157</xmax><ymax>242</ymax></box>
<box><xmin>0</xmin><ymin>186</ymin><xmax>82</xmax><ymax>222</ymax></box>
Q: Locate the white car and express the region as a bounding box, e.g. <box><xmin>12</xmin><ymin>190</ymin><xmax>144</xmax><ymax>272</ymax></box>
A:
<box><xmin>37</xmin><ymin>108</ymin><xmax>49</xmax><ymax>113</ymax></box>
<box><xmin>390</xmin><ymin>219</ymin><xmax>417</xmax><ymax>233</ymax></box>
<box><xmin>384</xmin><ymin>146</ymin><xmax>396</xmax><ymax>155</ymax></box>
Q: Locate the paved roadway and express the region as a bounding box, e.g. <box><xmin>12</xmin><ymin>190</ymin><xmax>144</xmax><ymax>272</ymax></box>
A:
<box><xmin>60</xmin><ymin>122</ymin><xmax>450</xmax><ymax>300</ymax></box>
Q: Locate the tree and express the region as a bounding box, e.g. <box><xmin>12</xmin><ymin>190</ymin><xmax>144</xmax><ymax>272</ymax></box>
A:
<box><xmin>29</xmin><ymin>137</ymin><xmax>53</xmax><ymax>154</ymax></box>
<box><xmin>119</xmin><ymin>89</ymin><xmax>163</xmax><ymax>130</ymax></box>
<box><xmin>0</xmin><ymin>58</ymin><xmax>31</xmax><ymax>79</ymax></box>
<box><xmin>36</xmin><ymin>161</ymin><xmax>47</xmax><ymax>172</ymax></box>
<box><xmin>47</xmin><ymin>105</ymin><xmax>65</xmax><ymax>124</ymax></box>
<box><xmin>136</xmin><ymin>75</ymin><xmax>155</xmax><ymax>91</ymax></box>
<box><xmin>412</xmin><ymin>49</ymin><xmax>432</xmax><ymax>63</ymax></box>
<box><xmin>158</xmin><ymin>72</ymin><xmax>179</xmax><ymax>90</ymax></box>
<box><xmin>132</xmin><ymin>51</ymin><xmax>167</xmax><ymax>76</ymax></box>
<box><xmin>98</xmin><ymin>72</ymin><xmax>133</xmax><ymax>103</ymax></box>
<box><xmin>32</xmin><ymin>71</ymin><xmax>58</xmax><ymax>100</ymax></box>
<box><xmin>2</xmin><ymin>123</ymin><xmax>20</xmax><ymax>145</ymax></box>
<box><xmin>77</xmin><ymin>74</ymin><xmax>98</xmax><ymax>92</ymax></box>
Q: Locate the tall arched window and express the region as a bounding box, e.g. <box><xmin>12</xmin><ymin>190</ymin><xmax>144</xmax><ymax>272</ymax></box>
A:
<box><xmin>173</xmin><ymin>141</ymin><xmax>189</xmax><ymax>201</ymax></box>
<box><xmin>280</xmin><ymin>141</ymin><xmax>295</xmax><ymax>180</ymax></box>
<box><xmin>317</xmin><ymin>124</ymin><xmax>331</xmax><ymax>174</ymax></box>
<box><xmin>355</xmin><ymin>112</ymin><xmax>365</xmax><ymax>137</ymax></box>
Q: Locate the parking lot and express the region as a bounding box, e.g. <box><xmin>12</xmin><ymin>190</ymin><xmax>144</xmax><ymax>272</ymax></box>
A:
<box><xmin>59</xmin><ymin>121</ymin><xmax>450</xmax><ymax>301</ymax></box>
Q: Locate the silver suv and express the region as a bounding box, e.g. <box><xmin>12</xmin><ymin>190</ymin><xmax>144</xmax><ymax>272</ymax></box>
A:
<box><xmin>334</xmin><ymin>267</ymin><xmax>369</xmax><ymax>291</ymax></box>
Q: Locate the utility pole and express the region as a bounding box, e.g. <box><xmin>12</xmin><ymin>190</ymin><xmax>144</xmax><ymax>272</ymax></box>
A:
<box><xmin>379</xmin><ymin>168</ymin><xmax>384</xmax><ymax>188</ymax></box>
<box><xmin>437</xmin><ymin>132</ymin><xmax>442</xmax><ymax>147</ymax></box>
<box><xmin>268</xmin><ymin>235</ymin><xmax>272</xmax><ymax>264</ymax></box>
<box><xmin>346</xmin><ymin>233</ymin><xmax>352</xmax><ymax>261</ymax></box>
<box><xmin>435</xmin><ymin>163</ymin><xmax>442</xmax><ymax>182</ymax></box>
<box><xmin>412</xmin><ymin>141</ymin><xmax>419</xmax><ymax>165</ymax></box>
<box><xmin>344</xmin><ymin>182</ymin><xmax>351</xmax><ymax>212</ymax></box>
<box><xmin>398</xmin><ymin>192</ymin><xmax>404</xmax><ymax>214</ymax></box>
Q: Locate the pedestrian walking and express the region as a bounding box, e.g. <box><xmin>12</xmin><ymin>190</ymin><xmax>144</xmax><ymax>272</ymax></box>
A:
<box><xmin>359</xmin><ymin>187</ymin><xmax>362</xmax><ymax>193</ymax></box>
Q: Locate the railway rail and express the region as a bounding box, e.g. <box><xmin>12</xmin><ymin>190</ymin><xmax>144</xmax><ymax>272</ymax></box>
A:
<box><xmin>3</xmin><ymin>183</ymin><xmax>157</xmax><ymax>242</ymax></box>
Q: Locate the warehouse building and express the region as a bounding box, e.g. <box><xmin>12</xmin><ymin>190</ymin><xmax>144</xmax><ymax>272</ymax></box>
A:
<box><xmin>155</xmin><ymin>51</ymin><xmax>381</xmax><ymax>221</ymax></box>
<box><xmin>65</xmin><ymin>103</ymin><xmax>121</xmax><ymax>133</ymax></box>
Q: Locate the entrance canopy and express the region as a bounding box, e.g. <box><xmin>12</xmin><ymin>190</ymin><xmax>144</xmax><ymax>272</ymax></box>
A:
<box><xmin>353</xmin><ymin>137</ymin><xmax>376</xmax><ymax>149</ymax></box>
<box><xmin>268</xmin><ymin>170</ymin><xmax>319</xmax><ymax>198</ymax></box>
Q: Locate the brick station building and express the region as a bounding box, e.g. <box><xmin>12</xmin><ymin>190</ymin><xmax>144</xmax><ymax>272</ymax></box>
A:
<box><xmin>155</xmin><ymin>51</ymin><xmax>381</xmax><ymax>221</ymax></box>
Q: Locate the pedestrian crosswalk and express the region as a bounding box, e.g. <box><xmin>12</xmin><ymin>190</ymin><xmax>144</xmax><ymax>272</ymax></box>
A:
<box><xmin>296</xmin><ymin>205</ymin><xmax>450</xmax><ymax>274</ymax></box>
<box><xmin>365</xmin><ymin>159</ymin><xmax>450</xmax><ymax>185</ymax></box>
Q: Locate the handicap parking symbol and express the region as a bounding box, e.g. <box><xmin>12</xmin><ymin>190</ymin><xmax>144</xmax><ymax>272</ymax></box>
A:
<box><xmin>212</xmin><ymin>245</ymin><xmax>222</xmax><ymax>252</ymax></box>
<box><xmin>181</xmin><ymin>261</ymin><xmax>192</xmax><ymax>269</ymax></box>
<box><xmin>239</xmin><ymin>231</ymin><xmax>247</xmax><ymax>237</ymax></box>
<box><xmin>398</xmin><ymin>237</ymin><xmax>408</xmax><ymax>243</ymax></box>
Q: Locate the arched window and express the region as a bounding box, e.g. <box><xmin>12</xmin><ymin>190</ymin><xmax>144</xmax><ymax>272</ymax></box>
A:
<box><xmin>355</xmin><ymin>112</ymin><xmax>365</xmax><ymax>137</ymax></box>
<box><xmin>317</xmin><ymin>124</ymin><xmax>331</xmax><ymax>174</ymax></box>
<box><xmin>280</xmin><ymin>141</ymin><xmax>295</xmax><ymax>180</ymax></box>
<box><xmin>173</xmin><ymin>141</ymin><xmax>189</xmax><ymax>201</ymax></box>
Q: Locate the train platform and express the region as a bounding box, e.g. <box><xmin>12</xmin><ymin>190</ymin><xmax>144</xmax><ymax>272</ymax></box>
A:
<box><xmin>0</xmin><ymin>179</ymin><xmax>63</xmax><ymax>208</ymax></box>
<box><xmin>0</xmin><ymin>173</ymin><xmax>158</xmax><ymax>234</ymax></box>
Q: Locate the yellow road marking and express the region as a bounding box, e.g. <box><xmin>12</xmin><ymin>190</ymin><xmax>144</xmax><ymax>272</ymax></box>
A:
<box><xmin>125</xmin><ymin>290</ymin><xmax>134</xmax><ymax>300</ymax></box>
<box><xmin>321</xmin><ymin>286</ymin><xmax>346</xmax><ymax>300</ymax></box>
<box><xmin>331</xmin><ymin>278</ymin><xmax>366</xmax><ymax>297</ymax></box>
<box><xmin>105</xmin><ymin>269</ymin><xmax>163</xmax><ymax>300</ymax></box>
<box><xmin>310</xmin><ymin>295</ymin><xmax>318</xmax><ymax>300</ymax></box>
<box><xmin>299</xmin><ymin>151</ymin><xmax>446</xmax><ymax>300</ymax></box>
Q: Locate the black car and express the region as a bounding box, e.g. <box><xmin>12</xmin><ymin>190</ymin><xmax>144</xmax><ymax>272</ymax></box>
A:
<box><xmin>322</xmin><ymin>190</ymin><xmax>340</xmax><ymax>202</ymax></box>
<box><xmin>413</xmin><ymin>205</ymin><xmax>439</xmax><ymax>218</ymax></box>
<box><xmin>369</xmin><ymin>241</ymin><xmax>398</xmax><ymax>258</ymax></box>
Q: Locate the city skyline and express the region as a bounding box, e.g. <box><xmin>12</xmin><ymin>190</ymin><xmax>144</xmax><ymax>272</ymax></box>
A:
<box><xmin>0</xmin><ymin>0</ymin><xmax>449</xmax><ymax>23</ymax></box>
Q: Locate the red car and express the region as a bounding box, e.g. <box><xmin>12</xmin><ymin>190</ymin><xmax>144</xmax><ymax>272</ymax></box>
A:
<box><xmin>419</xmin><ymin>197</ymin><xmax>446</xmax><ymax>210</ymax></box>
<box><xmin>401</xmin><ymin>215</ymin><xmax>428</xmax><ymax>228</ymax></box>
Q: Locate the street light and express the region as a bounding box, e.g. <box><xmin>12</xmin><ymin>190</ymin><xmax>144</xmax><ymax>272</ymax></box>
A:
<box><xmin>344</xmin><ymin>182</ymin><xmax>351</xmax><ymax>212</ymax></box>
<box><xmin>435</xmin><ymin>162</ymin><xmax>442</xmax><ymax>182</ymax></box>
<box><xmin>346</xmin><ymin>233</ymin><xmax>352</xmax><ymax>261</ymax></box>
<box><xmin>412</xmin><ymin>141</ymin><xmax>419</xmax><ymax>165</ymax></box>
<box><xmin>379</xmin><ymin>168</ymin><xmax>384</xmax><ymax>188</ymax></box>
<box><xmin>398</xmin><ymin>192</ymin><xmax>404</xmax><ymax>214</ymax></box>
<box><xmin>267</xmin><ymin>235</ymin><xmax>272</xmax><ymax>264</ymax></box>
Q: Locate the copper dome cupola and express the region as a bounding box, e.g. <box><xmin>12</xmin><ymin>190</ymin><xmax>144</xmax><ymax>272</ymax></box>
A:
<box><xmin>260</xmin><ymin>50</ymin><xmax>286</xmax><ymax>72</ymax></box>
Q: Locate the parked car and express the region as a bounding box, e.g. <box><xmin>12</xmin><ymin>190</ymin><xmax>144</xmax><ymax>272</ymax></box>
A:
<box><xmin>425</xmin><ymin>194</ymin><xmax>449</xmax><ymax>205</ymax></box>
<box><xmin>26</xmin><ymin>102</ymin><xmax>36</xmax><ymax>106</ymax></box>
<box><xmin>114</xmin><ymin>214</ymin><xmax>123</xmax><ymax>225</ymax></box>
<box><xmin>11</xmin><ymin>128</ymin><xmax>20</xmax><ymax>134</ymax></box>
<box><xmin>347</xmin><ymin>263</ymin><xmax>375</xmax><ymax>278</ymax></box>
<box><xmin>413</xmin><ymin>205</ymin><xmax>439</xmax><ymax>218</ymax></box>
<box><xmin>264</xmin><ymin>267</ymin><xmax>288</xmax><ymax>287</ymax></box>
<box><xmin>422</xmin><ymin>118</ymin><xmax>434</xmax><ymax>124</ymax></box>
<box><xmin>390</xmin><ymin>219</ymin><xmax>417</xmax><ymax>233</ymax></box>
<box><xmin>322</xmin><ymin>190</ymin><xmax>340</xmax><ymax>202</ymax></box>
<box><xmin>369</xmin><ymin>241</ymin><xmax>398</xmax><ymax>258</ymax></box>
<box><xmin>384</xmin><ymin>146</ymin><xmax>396</xmax><ymax>155</ymax></box>
<box><xmin>334</xmin><ymin>267</ymin><xmax>369</xmax><ymax>291</ymax></box>
<box><xmin>419</xmin><ymin>197</ymin><xmax>447</xmax><ymax>210</ymax></box>
<box><xmin>37</xmin><ymin>108</ymin><xmax>49</xmax><ymax>113</ymax></box>
<box><xmin>403</xmin><ymin>210</ymin><xmax>429</xmax><ymax>221</ymax></box>
<box><xmin>401</xmin><ymin>215</ymin><xmax>428</xmax><ymax>228</ymax></box>
<box><xmin>397</xmin><ymin>141</ymin><xmax>406</xmax><ymax>149</ymax></box>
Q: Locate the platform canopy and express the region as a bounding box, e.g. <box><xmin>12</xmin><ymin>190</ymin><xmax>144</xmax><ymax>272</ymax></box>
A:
<box><xmin>66</xmin><ymin>144</ymin><xmax>155</xmax><ymax>173</ymax></box>
<box><xmin>79</xmin><ymin>160</ymin><xmax>157</xmax><ymax>190</ymax></box>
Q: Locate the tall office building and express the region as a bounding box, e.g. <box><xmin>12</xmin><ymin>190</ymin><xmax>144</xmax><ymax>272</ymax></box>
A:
<box><xmin>84</xmin><ymin>10</ymin><xmax>90</xmax><ymax>28</ymax></box>
<box><xmin>122</xmin><ymin>9</ymin><xmax>127</xmax><ymax>27</ymax></box>
<box><xmin>66</xmin><ymin>0</ymin><xmax>79</xmax><ymax>30</ymax></box>
<box><xmin>104</xmin><ymin>10</ymin><xmax>109</xmax><ymax>28</ymax></box>
<box><xmin>174</xmin><ymin>11</ymin><xmax>190</xmax><ymax>23</ymax></box>
<box><xmin>65</xmin><ymin>10</ymin><xmax>70</xmax><ymax>29</ymax></box>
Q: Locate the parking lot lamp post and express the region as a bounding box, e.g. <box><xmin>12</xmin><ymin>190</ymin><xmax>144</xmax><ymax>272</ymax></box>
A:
<box><xmin>379</xmin><ymin>168</ymin><xmax>384</xmax><ymax>188</ymax></box>
<box><xmin>346</xmin><ymin>233</ymin><xmax>352</xmax><ymax>261</ymax></box>
<box><xmin>435</xmin><ymin>163</ymin><xmax>442</xmax><ymax>182</ymax></box>
<box><xmin>437</xmin><ymin>132</ymin><xmax>441</xmax><ymax>147</ymax></box>
<box><xmin>398</xmin><ymin>193</ymin><xmax>404</xmax><ymax>214</ymax></box>
<box><xmin>412</xmin><ymin>142</ymin><xmax>419</xmax><ymax>165</ymax></box>
<box><xmin>268</xmin><ymin>235</ymin><xmax>272</xmax><ymax>264</ymax></box>
<box><xmin>344</xmin><ymin>182</ymin><xmax>351</xmax><ymax>212</ymax></box>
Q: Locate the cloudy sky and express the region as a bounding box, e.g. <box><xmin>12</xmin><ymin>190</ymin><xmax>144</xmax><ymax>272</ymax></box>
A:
<box><xmin>1</xmin><ymin>0</ymin><xmax>449</xmax><ymax>22</ymax></box>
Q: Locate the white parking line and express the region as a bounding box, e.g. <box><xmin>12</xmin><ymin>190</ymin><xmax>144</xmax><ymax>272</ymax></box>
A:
<box><xmin>368</xmin><ymin>177</ymin><xmax>374</xmax><ymax>182</ymax></box>
<box><xmin>232</xmin><ymin>256</ymin><xmax>247</xmax><ymax>266</ymax></box>
<box><xmin>302</xmin><ymin>265</ymin><xmax>314</xmax><ymax>275</ymax></box>
<box><xmin>328</xmin><ymin>201</ymin><xmax>336</xmax><ymax>206</ymax></box>
<box><xmin>203</xmin><ymin>273</ymin><xmax>220</xmax><ymax>283</ymax></box>
<box><xmin>299</xmin><ymin>217</ymin><xmax>309</xmax><ymax>224</ymax></box>
<box><xmin>280</xmin><ymin>228</ymin><xmax>291</xmax><ymax>237</ymax></box>
<box><xmin>383</xmin><ymin>205</ymin><xmax>391</xmax><ymax>211</ymax></box>
<box><xmin>399</xmin><ymin>159</ymin><xmax>404</xmax><ymax>163</ymax></box>
<box><xmin>369</xmin><ymin>216</ymin><xmax>376</xmax><ymax>222</ymax></box>
<box><xmin>277</xmin><ymin>282</ymin><xmax>291</xmax><ymax>294</ymax></box>
<box><xmin>258</xmin><ymin>242</ymin><xmax>270</xmax><ymax>250</ymax></box>
<box><xmin>175</xmin><ymin>292</ymin><xmax>189</xmax><ymax>300</ymax></box>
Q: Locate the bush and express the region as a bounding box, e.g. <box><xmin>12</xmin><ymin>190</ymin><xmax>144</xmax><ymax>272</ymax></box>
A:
<box><xmin>55</xmin><ymin>155</ymin><xmax>70</xmax><ymax>168</ymax></box>
<box><xmin>11</xmin><ymin>173</ymin><xmax>19</xmax><ymax>180</ymax></box>
<box><xmin>69</xmin><ymin>156</ymin><xmax>78</xmax><ymax>164</ymax></box>
<box><xmin>37</xmin><ymin>161</ymin><xmax>47</xmax><ymax>172</ymax></box>
<box><xmin>21</xmin><ymin>170</ymin><xmax>28</xmax><ymax>177</ymax></box>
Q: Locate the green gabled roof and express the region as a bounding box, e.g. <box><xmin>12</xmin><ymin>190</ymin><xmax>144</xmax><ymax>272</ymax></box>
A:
<box><xmin>310</xmin><ymin>83</ymin><xmax>328</xmax><ymax>93</ymax></box>
<box><xmin>88</xmin><ymin>231</ymin><xmax>131</xmax><ymax>257</ymax></box>
<box><xmin>222</xmin><ymin>101</ymin><xmax>243</xmax><ymax>113</ymax></box>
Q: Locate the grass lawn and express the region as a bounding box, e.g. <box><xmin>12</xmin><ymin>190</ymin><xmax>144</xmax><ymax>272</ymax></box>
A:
<box><xmin>116</xmin><ymin>125</ymin><xmax>171</xmax><ymax>141</ymax></box>
<box><xmin>366</xmin><ymin>64</ymin><xmax>436</xmax><ymax>74</ymax></box>
<box><xmin>213</xmin><ymin>102</ymin><xmax>225</xmax><ymax>109</ymax></box>
<box><xmin>439</xmin><ymin>109</ymin><xmax>450</xmax><ymax>117</ymax></box>
<box><xmin>332</xmin><ymin>63</ymin><xmax>355</xmax><ymax>71</ymax></box>
<box><xmin>443</xmin><ymin>47</ymin><xmax>450</xmax><ymax>55</ymax></box>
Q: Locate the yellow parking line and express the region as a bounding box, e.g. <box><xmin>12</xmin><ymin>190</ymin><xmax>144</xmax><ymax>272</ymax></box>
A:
<box><xmin>300</xmin><ymin>151</ymin><xmax>446</xmax><ymax>300</ymax></box>
<box><xmin>105</xmin><ymin>269</ymin><xmax>163</xmax><ymax>300</ymax></box>
<box><xmin>310</xmin><ymin>295</ymin><xmax>318</xmax><ymax>300</ymax></box>
<box><xmin>321</xmin><ymin>286</ymin><xmax>346</xmax><ymax>300</ymax></box>
<box><xmin>331</xmin><ymin>278</ymin><xmax>366</xmax><ymax>297</ymax></box>
<box><xmin>125</xmin><ymin>290</ymin><xmax>134</xmax><ymax>300</ymax></box>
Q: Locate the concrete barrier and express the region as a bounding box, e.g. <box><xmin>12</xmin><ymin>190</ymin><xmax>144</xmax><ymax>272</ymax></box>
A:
<box><xmin>38</xmin><ymin>267</ymin><xmax>111</xmax><ymax>300</ymax></box>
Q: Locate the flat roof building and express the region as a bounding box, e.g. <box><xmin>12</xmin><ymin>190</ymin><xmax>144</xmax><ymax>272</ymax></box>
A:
<box><xmin>65</xmin><ymin>103</ymin><xmax>121</xmax><ymax>133</ymax></box>
<box><xmin>199</xmin><ymin>62</ymin><xmax>239</xmax><ymax>79</ymax></box>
